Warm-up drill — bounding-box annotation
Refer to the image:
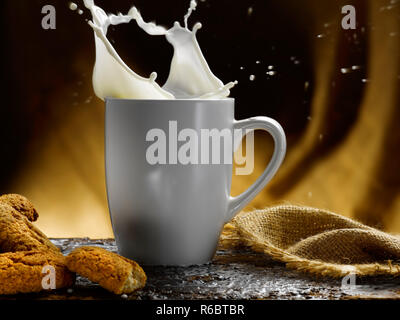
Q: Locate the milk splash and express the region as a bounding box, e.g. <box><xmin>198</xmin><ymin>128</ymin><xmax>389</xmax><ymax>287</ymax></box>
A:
<box><xmin>82</xmin><ymin>0</ymin><xmax>237</xmax><ymax>100</ymax></box>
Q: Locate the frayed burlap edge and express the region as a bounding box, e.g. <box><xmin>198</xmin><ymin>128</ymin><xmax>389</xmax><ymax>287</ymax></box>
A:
<box><xmin>220</xmin><ymin>216</ymin><xmax>400</xmax><ymax>279</ymax></box>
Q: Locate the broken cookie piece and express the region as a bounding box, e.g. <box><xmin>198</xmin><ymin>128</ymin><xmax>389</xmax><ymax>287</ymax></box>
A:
<box><xmin>0</xmin><ymin>194</ymin><xmax>39</xmax><ymax>222</ymax></box>
<box><xmin>0</xmin><ymin>250</ymin><xmax>75</xmax><ymax>295</ymax></box>
<box><xmin>66</xmin><ymin>246</ymin><xmax>147</xmax><ymax>295</ymax></box>
<box><xmin>0</xmin><ymin>203</ymin><xmax>60</xmax><ymax>254</ymax></box>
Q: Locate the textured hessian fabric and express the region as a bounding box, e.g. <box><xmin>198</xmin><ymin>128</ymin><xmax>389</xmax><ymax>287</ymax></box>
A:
<box><xmin>221</xmin><ymin>206</ymin><xmax>400</xmax><ymax>277</ymax></box>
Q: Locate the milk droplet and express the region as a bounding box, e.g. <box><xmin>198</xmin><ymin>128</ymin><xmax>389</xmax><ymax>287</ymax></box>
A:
<box><xmin>240</xmin><ymin>66</ymin><xmax>245</xmax><ymax>70</ymax></box>
<box><xmin>121</xmin><ymin>294</ymin><xmax>128</xmax><ymax>299</ymax></box>
<box><xmin>304</xmin><ymin>81</ymin><xmax>310</xmax><ymax>90</ymax></box>
<box><xmin>352</xmin><ymin>65</ymin><xmax>361</xmax><ymax>70</ymax></box>
<box><xmin>85</xmin><ymin>96</ymin><xmax>93</xmax><ymax>104</ymax></box>
<box><xmin>341</xmin><ymin>68</ymin><xmax>351</xmax><ymax>74</ymax></box>
<box><xmin>317</xmin><ymin>34</ymin><xmax>325</xmax><ymax>39</ymax></box>
<box><xmin>247</xmin><ymin>7</ymin><xmax>253</xmax><ymax>16</ymax></box>
<box><xmin>362</xmin><ymin>79</ymin><xmax>369</xmax><ymax>83</ymax></box>
<box><xmin>149</xmin><ymin>72</ymin><xmax>158</xmax><ymax>82</ymax></box>
<box><xmin>69</xmin><ymin>2</ymin><xmax>78</xmax><ymax>11</ymax></box>
<box><xmin>67</xmin><ymin>288</ymin><xmax>74</xmax><ymax>294</ymax></box>
<box><xmin>249</xmin><ymin>75</ymin><xmax>255</xmax><ymax>81</ymax></box>
<box><xmin>256</xmin><ymin>60</ymin><xmax>261</xmax><ymax>64</ymax></box>
<box><xmin>267</xmin><ymin>71</ymin><xmax>276</xmax><ymax>76</ymax></box>
<box><xmin>268</xmin><ymin>65</ymin><xmax>274</xmax><ymax>70</ymax></box>
<box><xmin>78</xmin><ymin>9</ymin><xmax>84</xmax><ymax>15</ymax></box>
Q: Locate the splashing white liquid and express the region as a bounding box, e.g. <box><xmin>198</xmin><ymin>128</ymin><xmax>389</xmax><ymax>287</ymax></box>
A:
<box><xmin>82</xmin><ymin>0</ymin><xmax>236</xmax><ymax>100</ymax></box>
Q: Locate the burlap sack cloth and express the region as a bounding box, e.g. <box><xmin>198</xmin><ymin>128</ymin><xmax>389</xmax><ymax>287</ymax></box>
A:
<box><xmin>220</xmin><ymin>206</ymin><xmax>400</xmax><ymax>278</ymax></box>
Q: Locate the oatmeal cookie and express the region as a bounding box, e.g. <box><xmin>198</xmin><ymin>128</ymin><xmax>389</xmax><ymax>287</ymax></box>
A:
<box><xmin>0</xmin><ymin>203</ymin><xmax>60</xmax><ymax>253</ymax></box>
<box><xmin>66</xmin><ymin>246</ymin><xmax>146</xmax><ymax>294</ymax></box>
<box><xmin>0</xmin><ymin>250</ymin><xmax>75</xmax><ymax>295</ymax></box>
<box><xmin>0</xmin><ymin>194</ymin><xmax>39</xmax><ymax>222</ymax></box>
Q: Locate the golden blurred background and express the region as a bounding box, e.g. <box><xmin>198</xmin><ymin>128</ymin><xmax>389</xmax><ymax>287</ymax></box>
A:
<box><xmin>1</xmin><ymin>0</ymin><xmax>400</xmax><ymax>238</ymax></box>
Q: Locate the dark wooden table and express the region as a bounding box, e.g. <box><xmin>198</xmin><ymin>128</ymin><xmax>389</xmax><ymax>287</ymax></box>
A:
<box><xmin>2</xmin><ymin>238</ymin><xmax>400</xmax><ymax>300</ymax></box>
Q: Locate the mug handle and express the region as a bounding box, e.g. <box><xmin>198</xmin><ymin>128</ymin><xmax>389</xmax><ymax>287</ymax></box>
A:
<box><xmin>225</xmin><ymin>116</ymin><xmax>287</xmax><ymax>223</ymax></box>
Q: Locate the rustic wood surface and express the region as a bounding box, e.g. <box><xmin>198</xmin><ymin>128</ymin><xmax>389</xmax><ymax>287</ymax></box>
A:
<box><xmin>2</xmin><ymin>238</ymin><xmax>400</xmax><ymax>300</ymax></box>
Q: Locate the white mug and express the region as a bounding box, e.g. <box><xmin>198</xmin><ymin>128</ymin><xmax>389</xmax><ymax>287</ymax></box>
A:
<box><xmin>105</xmin><ymin>98</ymin><xmax>286</xmax><ymax>265</ymax></box>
